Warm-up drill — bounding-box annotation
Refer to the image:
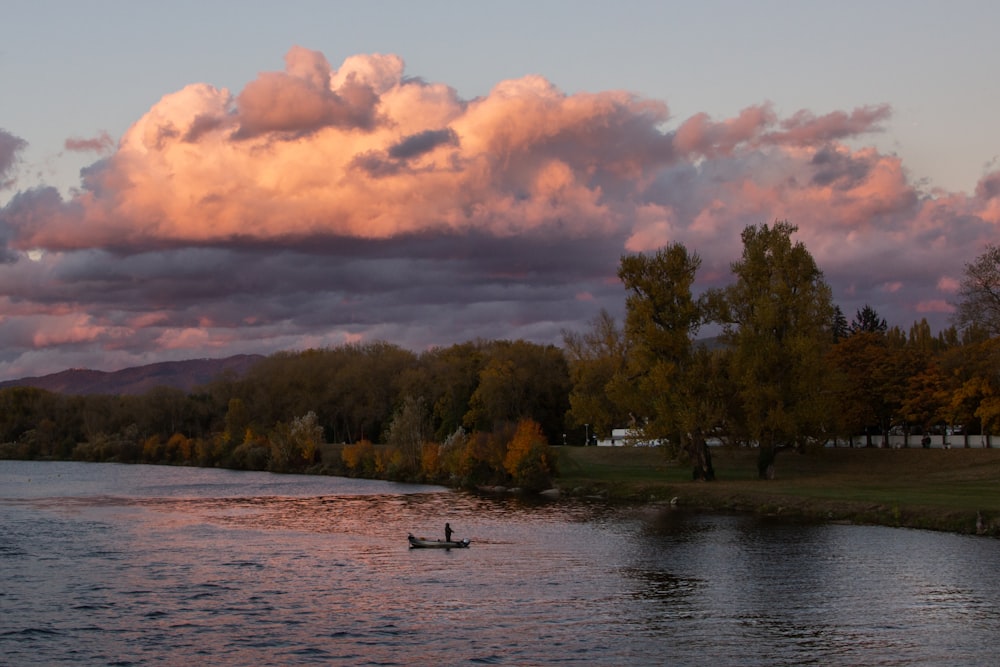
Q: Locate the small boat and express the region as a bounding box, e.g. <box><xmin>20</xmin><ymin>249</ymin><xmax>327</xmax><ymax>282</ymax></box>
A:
<box><xmin>408</xmin><ymin>533</ymin><xmax>471</xmax><ymax>549</ymax></box>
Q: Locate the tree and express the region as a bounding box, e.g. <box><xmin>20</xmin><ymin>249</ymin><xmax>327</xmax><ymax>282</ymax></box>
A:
<box><xmin>384</xmin><ymin>395</ymin><xmax>430</xmax><ymax>475</ymax></box>
<box><xmin>503</xmin><ymin>418</ymin><xmax>555</xmax><ymax>491</ymax></box>
<box><xmin>971</xmin><ymin>340</ymin><xmax>1000</xmax><ymax>434</ymax></box>
<box><xmin>954</xmin><ymin>244</ymin><xmax>1000</xmax><ymax>336</ymax></box>
<box><xmin>617</xmin><ymin>243</ymin><xmax>715</xmax><ymax>479</ymax></box>
<box><xmin>268</xmin><ymin>411</ymin><xmax>323</xmax><ymax>472</ymax></box>
<box><xmin>711</xmin><ymin>221</ymin><xmax>836</xmax><ymax>478</ymax></box>
<box><xmin>413</xmin><ymin>342</ymin><xmax>485</xmax><ymax>442</ymax></box>
<box><xmin>829</xmin><ymin>331</ymin><xmax>917</xmax><ymax>446</ymax></box>
<box><xmin>899</xmin><ymin>362</ymin><xmax>950</xmax><ymax>437</ymax></box>
<box><xmin>849</xmin><ymin>304</ymin><xmax>888</xmax><ymax>336</ymax></box>
<box><xmin>832</xmin><ymin>306</ymin><xmax>849</xmax><ymax>342</ymax></box>
<box><xmin>562</xmin><ymin>310</ymin><xmax>630</xmax><ymax>443</ymax></box>
<box><xmin>942</xmin><ymin>337</ymin><xmax>1000</xmax><ymax>438</ymax></box>
<box><xmin>463</xmin><ymin>340</ymin><xmax>570</xmax><ymax>446</ymax></box>
<box><xmin>224</xmin><ymin>397</ymin><xmax>250</xmax><ymax>438</ymax></box>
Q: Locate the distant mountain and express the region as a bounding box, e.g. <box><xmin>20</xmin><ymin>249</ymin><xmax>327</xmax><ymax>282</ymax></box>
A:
<box><xmin>0</xmin><ymin>354</ymin><xmax>265</xmax><ymax>396</ymax></box>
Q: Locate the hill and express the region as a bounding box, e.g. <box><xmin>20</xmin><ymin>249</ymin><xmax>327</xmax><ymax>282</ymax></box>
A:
<box><xmin>0</xmin><ymin>354</ymin><xmax>264</xmax><ymax>396</ymax></box>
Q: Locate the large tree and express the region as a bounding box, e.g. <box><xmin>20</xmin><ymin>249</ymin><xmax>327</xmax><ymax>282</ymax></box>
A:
<box><xmin>562</xmin><ymin>310</ymin><xmax>630</xmax><ymax>443</ymax></box>
<box><xmin>954</xmin><ymin>243</ymin><xmax>1000</xmax><ymax>337</ymax></box>
<box><xmin>711</xmin><ymin>221</ymin><xmax>836</xmax><ymax>478</ymax></box>
<box><xmin>463</xmin><ymin>340</ymin><xmax>570</xmax><ymax>447</ymax></box>
<box><xmin>829</xmin><ymin>330</ymin><xmax>918</xmax><ymax>446</ymax></box>
<box><xmin>617</xmin><ymin>243</ymin><xmax>716</xmax><ymax>480</ymax></box>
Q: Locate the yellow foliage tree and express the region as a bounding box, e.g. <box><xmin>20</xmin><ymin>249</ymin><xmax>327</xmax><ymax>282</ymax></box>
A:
<box><xmin>342</xmin><ymin>439</ymin><xmax>375</xmax><ymax>475</ymax></box>
<box><xmin>142</xmin><ymin>435</ymin><xmax>162</xmax><ymax>462</ymax></box>
<box><xmin>167</xmin><ymin>432</ymin><xmax>193</xmax><ymax>462</ymax></box>
<box><xmin>421</xmin><ymin>441</ymin><xmax>441</xmax><ymax>479</ymax></box>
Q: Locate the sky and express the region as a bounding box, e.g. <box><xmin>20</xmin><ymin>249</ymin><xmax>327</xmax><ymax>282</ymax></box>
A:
<box><xmin>1</xmin><ymin>0</ymin><xmax>998</xmax><ymax>381</ymax></box>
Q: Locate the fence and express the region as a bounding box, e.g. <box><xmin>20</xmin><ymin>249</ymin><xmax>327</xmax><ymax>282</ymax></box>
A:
<box><xmin>839</xmin><ymin>433</ymin><xmax>993</xmax><ymax>449</ymax></box>
<box><xmin>596</xmin><ymin>430</ymin><xmax>994</xmax><ymax>448</ymax></box>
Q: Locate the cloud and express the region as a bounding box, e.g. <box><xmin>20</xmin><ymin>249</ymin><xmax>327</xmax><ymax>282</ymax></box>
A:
<box><xmin>0</xmin><ymin>128</ymin><xmax>28</xmax><ymax>190</ymax></box>
<box><xmin>64</xmin><ymin>131</ymin><xmax>115</xmax><ymax>154</ymax></box>
<box><xmin>0</xmin><ymin>47</ymin><xmax>997</xmax><ymax>379</ymax></box>
<box><xmin>233</xmin><ymin>53</ymin><xmax>381</xmax><ymax>138</ymax></box>
<box><xmin>388</xmin><ymin>128</ymin><xmax>459</xmax><ymax>160</ymax></box>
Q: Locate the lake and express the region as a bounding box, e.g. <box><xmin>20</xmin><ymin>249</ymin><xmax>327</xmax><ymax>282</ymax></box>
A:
<box><xmin>1</xmin><ymin>460</ymin><xmax>998</xmax><ymax>665</ymax></box>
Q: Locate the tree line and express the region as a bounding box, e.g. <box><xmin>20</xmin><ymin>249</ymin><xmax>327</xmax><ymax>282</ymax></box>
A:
<box><xmin>1</xmin><ymin>223</ymin><xmax>998</xmax><ymax>485</ymax></box>
<box><xmin>567</xmin><ymin>222</ymin><xmax>1000</xmax><ymax>479</ymax></box>
<box><xmin>0</xmin><ymin>339</ymin><xmax>566</xmax><ymax>491</ymax></box>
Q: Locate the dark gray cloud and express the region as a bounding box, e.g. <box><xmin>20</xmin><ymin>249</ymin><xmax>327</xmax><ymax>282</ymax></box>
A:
<box><xmin>0</xmin><ymin>128</ymin><xmax>27</xmax><ymax>189</ymax></box>
<box><xmin>810</xmin><ymin>147</ymin><xmax>874</xmax><ymax>189</ymax></box>
<box><xmin>388</xmin><ymin>128</ymin><xmax>459</xmax><ymax>160</ymax></box>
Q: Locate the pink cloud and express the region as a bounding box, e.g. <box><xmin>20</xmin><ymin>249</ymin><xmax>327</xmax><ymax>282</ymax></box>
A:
<box><xmin>2</xmin><ymin>47</ymin><xmax>999</xmax><ymax>379</ymax></box>
<box><xmin>673</xmin><ymin>104</ymin><xmax>776</xmax><ymax>157</ymax></box>
<box><xmin>30</xmin><ymin>314</ymin><xmax>128</xmax><ymax>347</ymax></box>
<box><xmin>64</xmin><ymin>131</ymin><xmax>115</xmax><ymax>154</ymax></box>
<box><xmin>916</xmin><ymin>300</ymin><xmax>954</xmax><ymax>314</ymax></box>
<box><xmin>155</xmin><ymin>327</ymin><xmax>219</xmax><ymax>350</ymax></box>
<box><xmin>937</xmin><ymin>276</ymin><xmax>960</xmax><ymax>292</ymax></box>
<box><xmin>767</xmin><ymin>105</ymin><xmax>891</xmax><ymax>146</ymax></box>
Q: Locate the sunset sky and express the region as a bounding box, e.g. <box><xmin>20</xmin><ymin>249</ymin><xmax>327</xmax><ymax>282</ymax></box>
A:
<box><xmin>1</xmin><ymin>0</ymin><xmax>998</xmax><ymax>381</ymax></box>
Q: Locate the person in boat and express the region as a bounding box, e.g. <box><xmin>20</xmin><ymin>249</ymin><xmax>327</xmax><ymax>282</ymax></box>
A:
<box><xmin>445</xmin><ymin>523</ymin><xmax>454</xmax><ymax>543</ymax></box>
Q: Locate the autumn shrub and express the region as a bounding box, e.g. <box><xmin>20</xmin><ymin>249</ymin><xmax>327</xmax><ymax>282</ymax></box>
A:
<box><xmin>503</xmin><ymin>418</ymin><xmax>556</xmax><ymax>491</ymax></box>
<box><xmin>231</xmin><ymin>429</ymin><xmax>270</xmax><ymax>470</ymax></box>
<box><xmin>142</xmin><ymin>435</ymin><xmax>162</xmax><ymax>462</ymax></box>
<box><xmin>167</xmin><ymin>432</ymin><xmax>193</xmax><ymax>462</ymax></box>
<box><xmin>374</xmin><ymin>446</ymin><xmax>396</xmax><ymax>476</ymax></box>
<box><xmin>420</xmin><ymin>441</ymin><xmax>442</xmax><ymax>480</ymax></box>
<box><xmin>342</xmin><ymin>439</ymin><xmax>376</xmax><ymax>476</ymax></box>
<box><xmin>458</xmin><ymin>429</ymin><xmax>511</xmax><ymax>486</ymax></box>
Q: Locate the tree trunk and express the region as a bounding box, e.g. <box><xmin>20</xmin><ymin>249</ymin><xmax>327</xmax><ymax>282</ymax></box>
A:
<box><xmin>689</xmin><ymin>437</ymin><xmax>715</xmax><ymax>481</ymax></box>
<box><xmin>757</xmin><ymin>443</ymin><xmax>794</xmax><ymax>479</ymax></box>
<box><xmin>757</xmin><ymin>445</ymin><xmax>777</xmax><ymax>480</ymax></box>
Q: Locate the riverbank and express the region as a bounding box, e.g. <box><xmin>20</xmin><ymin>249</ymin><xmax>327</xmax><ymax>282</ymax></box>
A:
<box><xmin>553</xmin><ymin>445</ymin><xmax>1000</xmax><ymax>536</ymax></box>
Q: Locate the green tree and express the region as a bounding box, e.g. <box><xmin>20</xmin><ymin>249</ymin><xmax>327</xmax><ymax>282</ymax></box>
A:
<box><xmin>562</xmin><ymin>310</ymin><xmax>630</xmax><ymax>443</ymax></box>
<box><xmin>413</xmin><ymin>342</ymin><xmax>485</xmax><ymax>441</ymax></box>
<box><xmin>617</xmin><ymin>243</ymin><xmax>716</xmax><ymax>479</ymax></box>
<box><xmin>463</xmin><ymin>340</ymin><xmax>570</xmax><ymax>446</ymax></box>
<box><xmin>849</xmin><ymin>304</ymin><xmax>888</xmax><ymax>335</ymax></box>
<box><xmin>832</xmin><ymin>305</ymin><xmax>849</xmax><ymax>342</ymax></box>
<box><xmin>711</xmin><ymin>221</ymin><xmax>836</xmax><ymax>478</ymax></box>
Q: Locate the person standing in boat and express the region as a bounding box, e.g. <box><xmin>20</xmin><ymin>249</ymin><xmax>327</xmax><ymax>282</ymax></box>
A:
<box><xmin>445</xmin><ymin>523</ymin><xmax>454</xmax><ymax>543</ymax></box>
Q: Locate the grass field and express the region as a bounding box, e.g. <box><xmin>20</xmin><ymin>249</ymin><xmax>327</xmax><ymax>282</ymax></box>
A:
<box><xmin>554</xmin><ymin>445</ymin><xmax>1000</xmax><ymax>536</ymax></box>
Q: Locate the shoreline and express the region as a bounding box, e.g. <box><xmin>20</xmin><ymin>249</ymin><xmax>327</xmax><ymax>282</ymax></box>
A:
<box><xmin>551</xmin><ymin>446</ymin><xmax>1000</xmax><ymax>537</ymax></box>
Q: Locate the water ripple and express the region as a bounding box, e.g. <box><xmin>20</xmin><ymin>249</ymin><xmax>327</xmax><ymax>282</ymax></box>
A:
<box><xmin>1</xmin><ymin>460</ymin><xmax>999</xmax><ymax>666</ymax></box>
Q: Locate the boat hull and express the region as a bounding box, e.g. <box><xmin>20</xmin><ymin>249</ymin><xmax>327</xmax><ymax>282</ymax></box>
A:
<box><xmin>408</xmin><ymin>534</ymin><xmax>470</xmax><ymax>549</ymax></box>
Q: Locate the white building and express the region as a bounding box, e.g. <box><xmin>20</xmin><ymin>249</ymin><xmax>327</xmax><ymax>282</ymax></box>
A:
<box><xmin>596</xmin><ymin>428</ymin><xmax>662</xmax><ymax>447</ymax></box>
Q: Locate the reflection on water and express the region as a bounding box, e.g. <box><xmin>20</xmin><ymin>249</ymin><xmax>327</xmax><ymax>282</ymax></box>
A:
<box><xmin>1</xmin><ymin>460</ymin><xmax>998</xmax><ymax>666</ymax></box>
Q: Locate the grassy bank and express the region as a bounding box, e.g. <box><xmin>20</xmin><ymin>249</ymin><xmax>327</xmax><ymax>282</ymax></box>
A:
<box><xmin>554</xmin><ymin>445</ymin><xmax>1000</xmax><ymax>536</ymax></box>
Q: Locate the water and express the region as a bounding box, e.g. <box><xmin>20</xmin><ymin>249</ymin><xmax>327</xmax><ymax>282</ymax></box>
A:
<box><xmin>1</xmin><ymin>461</ymin><xmax>998</xmax><ymax>666</ymax></box>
